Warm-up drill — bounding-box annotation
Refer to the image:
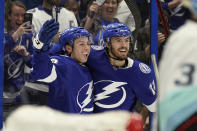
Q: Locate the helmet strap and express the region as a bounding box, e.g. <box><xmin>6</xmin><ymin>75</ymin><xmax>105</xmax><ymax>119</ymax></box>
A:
<box><xmin>106</xmin><ymin>51</ymin><xmax>125</xmax><ymax>61</ymax></box>
<box><xmin>105</xmin><ymin>48</ymin><xmax>126</xmax><ymax>62</ymax></box>
<box><xmin>106</xmin><ymin>52</ymin><xmax>128</xmax><ymax>68</ymax></box>
<box><xmin>106</xmin><ymin>42</ymin><xmax>126</xmax><ymax>61</ymax></box>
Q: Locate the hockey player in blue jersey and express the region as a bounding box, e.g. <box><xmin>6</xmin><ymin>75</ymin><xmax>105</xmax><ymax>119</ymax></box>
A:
<box><xmin>31</xmin><ymin>19</ymin><xmax>94</xmax><ymax>114</ymax></box>
<box><xmin>87</xmin><ymin>23</ymin><xmax>157</xmax><ymax>113</ymax></box>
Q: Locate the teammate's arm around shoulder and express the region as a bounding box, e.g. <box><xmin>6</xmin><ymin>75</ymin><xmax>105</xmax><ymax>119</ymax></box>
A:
<box><xmin>31</xmin><ymin>19</ymin><xmax>59</xmax><ymax>83</ymax></box>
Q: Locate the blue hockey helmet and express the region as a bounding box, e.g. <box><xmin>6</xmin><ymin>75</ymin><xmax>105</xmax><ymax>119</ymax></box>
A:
<box><xmin>59</xmin><ymin>27</ymin><xmax>90</xmax><ymax>47</ymax></box>
<box><xmin>103</xmin><ymin>23</ymin><xmax>132</xmax><ymax>44</ymax></box>
<box><xmin>182</xmin><ymin>0</ymin><xmax>197</xmax><ymax>16</ymax></box>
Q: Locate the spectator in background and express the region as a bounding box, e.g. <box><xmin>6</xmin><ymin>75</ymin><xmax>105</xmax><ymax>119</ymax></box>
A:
<box><xmin>4</xmin><ymin>0</ymin><xmax>50</xmax><ymax>113</ymax></box>
<box><xmin>132</xmin><ymin>20</ymin><xmax>150</xmax><ymax>64</ymax></box>
<box><xmin>3</xmin><ymin>0</ymin><xmax>33</xmax><ymax>120</ymax></box>
<box><xmin>158</xmin><ymin>0</ymin><xmax>197</xmax><ymax>130</ymax></box>
<box><xmin>115</xmin><ymin>0</ymin><xmax>136</xmax><ymax>33</ymax></box>
<box><xmin>133</xmin><ymin>14</ymin><xmax>168</xmax><ymax>64</ymax></box>
<box><xmin>27</xmin><ymin>0</ymin><xmax>78</xmax><ymax>43</ymax></box>
<box><xmin>81</xmin><ymin>0</ymin><xmax>121</xmax><ymax>46</ymax></box>
<box><xmin>31</xmin><ymin>19</ymin><xmax>94</xmax><ymax>114</ymax></box>
<box><xmin>16</xmin><ymin>0</ymin><xmax>43</xmax><ymax>10</ymax></box>
<box><xmin>161</xmin><ymin>0</ymin><xmax>188</xmax><ymax>31</ymax></box>
<box><xmin>79</xmin><ymin>0</ymin><xmax>91</xmax><ymax>20</ymax></box>
<box><xmin>62</xmin><ymin>0</ymin><xmax>81</xmax><ymax>25</ymax></box>
<box><xmin>135</xmin><ymin>0</ymin><xmax>150</xmax><ymax>27</ymax></box>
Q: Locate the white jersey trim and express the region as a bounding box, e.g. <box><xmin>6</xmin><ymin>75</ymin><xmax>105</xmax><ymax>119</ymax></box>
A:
<box><xmin>24</xmin><ymin>82</ymin><xmax>49</xmax><ymax>92</ymax></box>
<box><xmin>126</xmin><ymin>58</ymin><xmax>134</xmax><ymax>68</ymax></box>
<box><xmin>83</xmin><ymin>107</ymin><xmax>94</xmax><ymax>112</ymax></box>
<box><xmin>144</xmin><ymin>99</ymin><xmax>157</xmax><ymax>112</ymax></box>
<box><xmin>37</xmin><ymin>65</ymin><xmax>57</xmax><ymax>83</ymax></box>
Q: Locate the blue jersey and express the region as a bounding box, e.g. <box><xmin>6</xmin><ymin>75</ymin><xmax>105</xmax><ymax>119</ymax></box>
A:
<box><xmin>4</xmin><ymin>33</ymin><xmax>33</xmax><ymax>55</ymax></box>
<box><xmin>31</xmin><ymin>52</ymin><xmax>94</xmax><ymax>114</ymax></box>
<box><xmin>4</xmin><ymin>33</ymin><xmax>33</xmax><ymax>92</ymax></box>
<box><xmin>94</xmin><ymin>18</ymin><xmax>119</xmax><ymax>46</ymax></box>
<box><xmin>87</xmin><ymin>47</ymin><xmax>157</xmax><ymax>113</ymax></box>
<box><xmin>162</xmin><ymin>0</ymin><xmax>187</xmax><ymax>30</ymax></box>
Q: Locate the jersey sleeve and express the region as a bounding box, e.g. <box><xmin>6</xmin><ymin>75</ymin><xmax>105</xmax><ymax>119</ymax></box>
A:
<box><xmin>133</xmin><ymin>61</ymin><xmax>157</xmax><ymax>112</ymax></box>
<box><xmin>30</xmin><ymin>52</ymin><xmax>57</xmax><ymax>83</ymax></box>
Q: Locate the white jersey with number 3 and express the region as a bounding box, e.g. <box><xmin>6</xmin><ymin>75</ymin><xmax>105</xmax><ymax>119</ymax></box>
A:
<box><xmin>158</xmin><ymin>20</ymin><xmax>197</xmax><ymax>131</ymax></box>
<box><xmin>159</xmin><ymin>20</ymin><xmax>197</xmax><ymax>100</ymax></box>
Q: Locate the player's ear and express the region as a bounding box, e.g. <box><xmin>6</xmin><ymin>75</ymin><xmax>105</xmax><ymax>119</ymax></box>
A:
<box><xmin>106</xmin><ymin>42</ymin><xmax>110</xmax><ymax>48</ymax></box>
<box><xmin>65</xmin><ymin>44</ymin><xmax>72</xmax><ymax>55</ymax></box>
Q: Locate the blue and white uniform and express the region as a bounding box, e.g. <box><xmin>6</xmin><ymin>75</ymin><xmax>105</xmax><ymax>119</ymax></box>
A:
<box><xmin>87</xmin><ymin>47</ymin><xmax>157</xmax><ymax>113</ymax></box>
<box><xmin>27</xmin><ymin>6</ymin><xmax>78</xmax><ymax>35</ymax></box>
<box><xmin>4</xmin><ymin>33</ymin><xmax>33</xmax><ymax>93</ymax></box>
<box><xmin>31</xmin><ymin>52</ymin><xmax>94</xmax><ymax>114</ymax></box>
<box><xmin>162</xmin><ymin>0</ymin><xmax>187</xmax><ymax>30</ymax></box>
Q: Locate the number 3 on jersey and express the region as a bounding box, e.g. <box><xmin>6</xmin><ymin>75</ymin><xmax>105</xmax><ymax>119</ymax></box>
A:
<box><xmin>175</xmin><ymin>63</ymin><xmax>195</xmax><ymax>86</ymax></box>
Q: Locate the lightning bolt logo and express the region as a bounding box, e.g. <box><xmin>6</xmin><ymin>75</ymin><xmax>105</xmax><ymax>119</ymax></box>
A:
<box><xmin>94</xmin><ymin>80</ymin><xmax>127</xmax><ymax>109</ymax></box>
<box><xmin>77</xmin><ymin>81</ymin><xmax>94</xmax><ymax>113</ymax></box>
<box><xmin>81</xmin><ymin>81</ymin><xmax>93</xmax><ymax>111</ymax></box>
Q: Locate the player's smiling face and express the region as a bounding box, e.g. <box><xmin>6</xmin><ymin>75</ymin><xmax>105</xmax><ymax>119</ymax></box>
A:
<box><xmin>8</xmin><ymin>5</ymin><xmax>25</xmax><ymax>31</ymax></box>
<box><xmin>71</xmin><ymin>37</ymin><xmax>91</xmax><ymax>65</ymax></box>
<box><xmin>108</xmin><ymin>36</ymin><xmax>130</xmax><ymax>60</ymax></box>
